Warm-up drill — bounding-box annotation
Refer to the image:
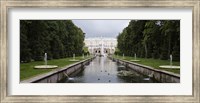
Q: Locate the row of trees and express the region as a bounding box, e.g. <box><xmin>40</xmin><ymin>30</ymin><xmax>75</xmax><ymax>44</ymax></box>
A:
<box><xmin>117</xmin><ymin>20</ymin><xmax>180</xmax><ymax>61</ymax></box>
<box><xmin>20</xmin><ymin>20</ymin><xmax>85</xmax><ymax>62</ymax></box>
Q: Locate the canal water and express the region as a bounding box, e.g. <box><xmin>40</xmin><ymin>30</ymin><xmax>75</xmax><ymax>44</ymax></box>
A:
<box><xmin>59</xmin><ymin>56</ymin><xmax>158</xmax><ymax>83</ymax></box>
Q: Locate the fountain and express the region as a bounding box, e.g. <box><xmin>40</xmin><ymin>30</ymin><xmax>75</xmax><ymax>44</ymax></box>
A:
<box><xmin>34</xmin><ymin>53</ymin><xmax>58</xmax><ymax>69</ymax></box>
<box><xmin>100</xmin><ymin>36</ymin><xmax>105</xmax><ymax>57</ymax></box>
<box><xmin>82</xmin><ymin>54</ymin><xmax>85</xmax><ymax>59</ymax></box>
<box><xmin>134</xmin><ymin>53</ymin><xmax>136</xmax><ymax>60</ymax></box>
<box><xmin>118</xmin><ymin>64</ymin><xmax>125</xmax><ymax>68</ymax></box>
<box><xmin>44</xmin><ymin>53</ymin><xmax>47</xmax><ymax>65</ymax></box>
<box><xmin>159</xmin><ymin>54</ymin><xmax>180</xmax><ymax>69</ymax></box>
<box><xmin>170</xmin><ymin>54</ymin><xmax>172</xmax><ymax>68</ymax></box>
<box><xmin>143</xmin><ymin>71</ymin><xmax>154</xmax><ymax>81</ymax></box>
<box><xmin>130</xmin><ymin>53</ymin><xmax>140</xmax><ymax>62</ymax></box>
<box><xmin>69</xmin><ymin>54</ymin><xmax>79</xmax><ymax>61</ymax></box>
<box><xmin>63</xmin><ymin>71</ymin><xmax>74</xmax><ymax>82</ymax></box>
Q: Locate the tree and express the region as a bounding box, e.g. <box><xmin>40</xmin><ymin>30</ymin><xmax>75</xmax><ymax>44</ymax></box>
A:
<box><xmin>116</xmin><ymin>20</ymin><xmax>180</xmax><ymax>61</ymax></box>
<box><xmin>143</xmin><ymin>20</ymin><xmax>161</xmax><ymax>58</ymax></box>
<box><xmin>20</xmin><ymin>20</ymin><xmax>85</xmax><ymax>62</ymax></box>
<box><xmin>160</xmin><ymin>20</ymin><xmax>180</xmax><ymax>58</ymax></box>
<box><xmin>20</xmin><ymin>21</ymin><xmax>31</xmax><ymax>62</ymax></box>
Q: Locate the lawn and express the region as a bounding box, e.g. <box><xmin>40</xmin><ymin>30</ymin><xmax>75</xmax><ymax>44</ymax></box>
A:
<box><xmin>113</xmin><ymin>55</ymin><xmax>180</xmax><ymax>74</ymax></box>
<box><xmin>20</xmin><ymin>56</ymin><xmax>91</xmax><ymax>81</ymax></box>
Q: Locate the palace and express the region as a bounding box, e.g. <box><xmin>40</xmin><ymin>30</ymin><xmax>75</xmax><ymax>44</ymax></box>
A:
<box><xmin>84</xmin><ymin>37</ymin><xmax>117</xmax><ymax>56</ymax></box>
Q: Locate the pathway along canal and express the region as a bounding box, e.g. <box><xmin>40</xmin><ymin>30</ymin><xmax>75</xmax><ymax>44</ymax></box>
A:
<box><xmin>58</xmin><ymin>56</ymin><xmax>159</xmax><ymax>83</ymax></box>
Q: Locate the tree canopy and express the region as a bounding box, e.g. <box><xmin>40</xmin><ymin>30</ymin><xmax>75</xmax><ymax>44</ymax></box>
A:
<box><xmin>20</xmin><ymin>20</ymin><xmax>85</xmax><ymax>62</ymax></box>
<box><xmin>116</xmin><ymin>20</ymin><xmax>180</xmax><ymax>61</ymax></box>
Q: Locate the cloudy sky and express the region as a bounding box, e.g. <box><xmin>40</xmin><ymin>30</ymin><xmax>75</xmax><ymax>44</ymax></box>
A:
<box><xmin>72</xmin><ymin>20</ymin><xmax>130</xmax><ymax>38</ymax></box>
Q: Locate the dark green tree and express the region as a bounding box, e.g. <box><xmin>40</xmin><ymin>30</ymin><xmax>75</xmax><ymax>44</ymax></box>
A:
<box><xmin>20</xmin><ymin>21</ymin><xmax>31</xmax><ymax>62</ymax></box>
<box><xmin>116</xmin><ymin>20</ymin><xmax>180</xmax><ymax>61</ymax></box>
<box><xmin>20</xmin><ymin>20</ymin><xmax>85</xmax><ymax>62</ymax></box>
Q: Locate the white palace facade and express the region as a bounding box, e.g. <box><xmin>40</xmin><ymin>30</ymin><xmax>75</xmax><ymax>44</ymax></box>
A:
<box><xmin>84</xmin><ymin>37</ymin><xmax>117</xmax><ymax>56</ymax></box>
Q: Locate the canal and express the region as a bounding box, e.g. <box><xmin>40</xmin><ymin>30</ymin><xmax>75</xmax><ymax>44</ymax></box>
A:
<box><xmin>58</xmin><ymin>56</ymin><xmax>158</xmax><ymax>83</ymax></box>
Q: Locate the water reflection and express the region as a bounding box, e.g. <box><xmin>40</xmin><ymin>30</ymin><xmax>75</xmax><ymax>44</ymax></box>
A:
<box><xmin>59</xmin><ymin>56</ymin><xmax>158</xmax><ymax>83</ymax></box>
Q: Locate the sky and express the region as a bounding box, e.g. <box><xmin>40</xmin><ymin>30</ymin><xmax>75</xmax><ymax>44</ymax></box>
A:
<box><xmin>72</xmin><ymin>20</ymin><xmax>130</xmax><ymax>38</ymax></box>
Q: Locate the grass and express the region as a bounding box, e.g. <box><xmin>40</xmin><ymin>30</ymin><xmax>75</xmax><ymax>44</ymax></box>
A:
<box><xmin>20</xmin><ymin>56</ymin><xmax>91</xmax><ymax>81</ymax></box>
<box><xmin>113</xmin><ymin>55</ymin><xmax>180</xmax><ymax>74</ymax></box>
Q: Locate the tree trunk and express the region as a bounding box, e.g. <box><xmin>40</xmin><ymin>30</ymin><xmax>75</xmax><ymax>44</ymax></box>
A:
<box><xmin>168</xmin><ymin>34</ymin><xmax>171</xmax><ymax>58</ymax></box>
<box><xmin>144</xmin><ymin>42</ymin><xmax>148</xmax><ymax>58</ymax></box>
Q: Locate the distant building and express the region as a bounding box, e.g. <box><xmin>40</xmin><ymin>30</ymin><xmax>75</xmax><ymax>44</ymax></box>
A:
<box><xmin>84</xmin><ymin>37</ymin><xmax>117</xmax><ymax>56</ymax></box>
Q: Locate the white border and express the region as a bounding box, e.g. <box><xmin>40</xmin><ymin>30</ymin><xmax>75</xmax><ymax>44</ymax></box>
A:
<box><xmin>8</xmin><ymin>8</ymin><xmax>192</xmax><ymax>95</ymax></box>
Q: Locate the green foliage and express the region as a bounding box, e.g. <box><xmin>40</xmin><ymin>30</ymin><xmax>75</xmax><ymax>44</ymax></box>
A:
<box><xmin>160</xmin><ymin>48</ymin><xmax>168</xmax><ymax>60</ymax></box>
<box><xmin>83</xmin><ymin>47</ymin><xmax>89</xmax><ymax>55</ymax></box>
<box><xmin>172</xmin><ymin>44</ymin><xmax>180</xmax><ymax>61</ymax></box>
<box><xmin>20</xmin><ymin>20</ymin><xmax>85</xmax><ymax>62</ymax></box>
<box><xmin>117</xmin><ymin>20</ymin><xmax>180</xmax><ymax>61</ymax></box>
<box><xmin>117</xmin><ymin>20</ymin><xmax>146</xmax><ymax>57</ymax></box>
<box><xmin>20</xmin><ymin>21</ymin><xmax>32</xmax><ymax>62</ymax></box>
<box><xmin>152</xmin><ymin>45</ymin><xmax>159</xmax><ymax>59</ymax></box>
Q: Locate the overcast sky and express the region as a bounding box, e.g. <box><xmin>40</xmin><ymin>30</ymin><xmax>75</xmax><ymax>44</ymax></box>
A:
<box><xmin>72</xmin><ymin>20</ymin><xmax>130</xmax><ymax>38</ymax></box>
